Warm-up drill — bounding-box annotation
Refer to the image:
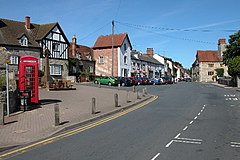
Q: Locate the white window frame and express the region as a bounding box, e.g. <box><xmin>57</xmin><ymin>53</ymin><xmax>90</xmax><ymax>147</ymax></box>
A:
<box><xmin>89</xmin><ymin>66</ymin><xmax>93</xmax><ymax>73</ymax></box>
<box><xmin>50</xmin><ymin>65</ymin><xmax>62</xmax><ymax>75</ymax></box>
<box><xmin>9</xmin><ymin>55</ymin><xmax>19</xmax><ymax>65</ymax></box>
<box><xmin>20</xmin><ymin>36</ymin><xmax>28</xmax><ymax>46</ymax></box>
<box><xmin>99</xmin><ymin>56</ymin><xmax>104</xmax><ymax>64</ymax></box>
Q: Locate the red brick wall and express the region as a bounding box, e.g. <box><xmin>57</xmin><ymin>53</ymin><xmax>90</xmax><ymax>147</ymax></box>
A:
<box><xmin>93</xmin><ymin>48</ymin><xmax>118</xmax><ymax>77</ymax></box>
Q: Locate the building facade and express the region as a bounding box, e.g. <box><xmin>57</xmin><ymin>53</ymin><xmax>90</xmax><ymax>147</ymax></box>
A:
<box><xmin>192</xmin><ymin>39</ymin><xmax>228</xmax><ymax>82</ymax></box>
<box><xmin>92</xmin><ymin>33</ymin><xmax>132</xmax><ymax>77</ymax></box>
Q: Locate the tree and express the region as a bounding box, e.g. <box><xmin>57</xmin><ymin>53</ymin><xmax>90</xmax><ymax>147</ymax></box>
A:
<box><xmin>223</xmin><ymin>31</ymin><xmax>240</xmax><ymax>87</ymax></box>
<box><xmin>215</xmin><ymin>68</ymin><xmax>224</xmax><ymax>77</ymax></box>
<box><xmin>223</xmin><ymin>31</ymin><xmax>240</xmax><ymax>67</ymax></box>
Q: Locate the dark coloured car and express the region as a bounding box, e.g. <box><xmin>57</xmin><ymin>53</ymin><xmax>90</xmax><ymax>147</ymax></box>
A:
<box><xmin>129</xmin><ymin>77</ymin><xmax>139</xmax><ymax>85</ymax></box>
<box><xmin>117</xmin><ymin>77</ymin><xmax>133</xmax><ymax>86</ymax></box>
<box><xmin>185</xmin><ymin>77</ymin><xmax>192</xmax><ymax>82</ymax></box>
<box><xmin>164</xmin><ymin>77</ymin><xmax>174</xmax><ymax>84</ymax></box>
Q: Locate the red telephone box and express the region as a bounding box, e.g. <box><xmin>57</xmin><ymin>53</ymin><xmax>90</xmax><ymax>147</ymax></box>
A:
<box><xmin>18</xmin><ymin>55</ymin><xmax>39</xmax><ymax>104</ymax></box>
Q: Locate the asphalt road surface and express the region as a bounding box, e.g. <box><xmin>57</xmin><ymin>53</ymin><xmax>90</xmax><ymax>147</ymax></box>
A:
<box><xmin>5</xmin><ymin>82</ymin><xmax>240</xmax><ymax>160</ymax></box>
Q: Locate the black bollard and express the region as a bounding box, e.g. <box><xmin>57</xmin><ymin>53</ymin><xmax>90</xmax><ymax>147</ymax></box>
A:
<box><xmin>92</xmin><ymin>97</ymin><xmax>96</xmax><ymax>114</ymax></box>
<box><xmin>54</xmin><ymin>103</ymin><xmax>60</xmax><ymax>126</ymax></box>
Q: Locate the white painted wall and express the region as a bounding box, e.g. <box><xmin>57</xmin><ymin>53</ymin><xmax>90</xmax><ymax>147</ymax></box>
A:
<box><xmin>118</xmin><ymin>37</ymin><xmax>131</xmax><ymax>77</ymax></box>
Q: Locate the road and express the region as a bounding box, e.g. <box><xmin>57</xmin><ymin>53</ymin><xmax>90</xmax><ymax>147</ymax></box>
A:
<box><xmin>4</xmin><ymin>82</ymin><xmax>240</xmax><ymax>160</ymax></box>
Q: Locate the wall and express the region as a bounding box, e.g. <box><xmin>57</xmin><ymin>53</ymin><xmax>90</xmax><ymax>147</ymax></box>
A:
<box><xmin>118</xmin><ymin>38</ymin><xmax>131</xmax><ymax>77</ymax></box>
<box><xmin>93</xmin><ymin>48</ymin><xmax>118</xmax><ymax>77</ymax></box>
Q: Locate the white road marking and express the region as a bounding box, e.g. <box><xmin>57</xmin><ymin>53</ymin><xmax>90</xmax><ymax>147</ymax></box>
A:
<box><xmin>231</xmin><ymin>142</ymin><xmax>240</xmax><ymax>145</ymax></box>
<box><xmin>231</xmin><ymin>145</ymin><xmax>240</xmax><ymax>148</ymax></box>
<box><xmin>194</xmin><ymin>116</ymin><xmax>198</xmax><ymax>120</ymax></box>
<box><xmin>200</xmin><ymin>109</ymin><xmax>203</xmax><ymax>112</ymax></box>
<box><xmin>151</xmin><ymin>153</ymin><xmax>160</xmax><ymax>160</ymax></box>
<box><xmin>189</xmin><ymin>121</ymin><xmax>194</xmax><ymax>125</ymax></box>
<box><xmin>183</xmin><ymin>126</ymin><xmax>188</xmax><ymax>131</ymax></box>
<box><xmin>175</xmin><ymin>133</ymin><xmax>181</xmax><ymax>139</ymax></box>
<box><xmin>176</xmin><ymin>137</ymin><xmax>202</xmax><ymax>142</ymax></box>
<box><xmin>198</xmin><ymin>113</ymin><xmax>201</xmax><ymax>116</ymax></box>
<box><xmin>166</xmin><ymin>140</ymin><xmax>174</xmax><ymax>148</ymax></box>
<box><xmin>231</xmin><ymin>95</ymin><xmax>236</xmax><ymax>97</ymax></box>
<box><xmin>173</xmin><ymin>140</ymin><xmax>201</xmax><ymax>145</ymax></box>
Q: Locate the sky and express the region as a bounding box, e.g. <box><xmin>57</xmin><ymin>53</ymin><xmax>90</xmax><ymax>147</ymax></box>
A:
<box><xmin>0</xmin><ymin>0</ymin><xmax>240</xmax><ymax>69</ymax></box>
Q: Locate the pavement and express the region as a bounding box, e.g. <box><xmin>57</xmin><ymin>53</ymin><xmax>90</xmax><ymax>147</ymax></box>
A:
<box><xmin>0</xmin><ymin>83</ymin><xmax>152</xmax><ymax>151</ymax></box>
<box><xmin>211</xmin><ymin>82</ymin><xmax>240</xmax><ymax>91</ymax></box>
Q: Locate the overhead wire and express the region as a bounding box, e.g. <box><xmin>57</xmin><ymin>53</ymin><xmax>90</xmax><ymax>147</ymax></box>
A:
<box><xmin>115</xmin><ymin>21</ymin><xmax>217</xmax><ymax>45</ymax></box>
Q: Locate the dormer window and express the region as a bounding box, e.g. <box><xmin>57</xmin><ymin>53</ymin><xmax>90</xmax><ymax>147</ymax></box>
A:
<box><xmin>19</xmin><ymin>35</ymin><xmax>28</xmax><ymax>46</ymax></box>
<box><xmin>87</xmin><ymin>54</ymin><xmax>92</xmax><ymax>61</ymax></box>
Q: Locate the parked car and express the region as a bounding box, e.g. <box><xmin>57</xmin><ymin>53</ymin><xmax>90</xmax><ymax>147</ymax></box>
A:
<box><xmin>94</xmin><ymin>76</ymin><xmax>119</xmax><ymax>86</ymax></box>
<box><xmin>141</xmin><ymin>77</ymin><xmax>150</xmax><ymax>85</ymax></box>
<box><xmin>117</xmin><ymin>77</ymin><xmax>133</xmax><ymax>86</ymax></box>
<box><xmin>164</xmin><ymin>77</ymin><xmax>174</xmax><ymax>84</ymax></box>
<box><xmin>150</xmin><ymin>78</ymin><xmax>160</xmax><ymax>85</ymax></box>
<box><xmin>185</xmin><ymin>77</ymin><xmax>192</xmax><ymax>82</ymax></box>
<box><xmin>158</xmin><ymin>78</ymin><xmax>166</xmax><ymax>84</ymax></box>
<box><xmin>129</xmin><ymin>77</ymin><xmax>139</xmax><ymax>85</ymax></box>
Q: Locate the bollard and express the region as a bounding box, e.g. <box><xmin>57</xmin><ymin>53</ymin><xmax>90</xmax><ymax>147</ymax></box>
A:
<box><xmin>145</xmin><ymin>87</ymin><xmax>147</xmax><ymax>95</ymax></box>
<box><xmin>0</xmin><ymin>101</ymin><xmax>4</xmax><ymax>125</ymax></box>
<box><xmin>126</xmin><ymin>91</ymin><xmax>131</xmax><ymax>103</ymax></box>
<box><xmin>142</xmin><ymin>88</ymin><xmax>146</xmax><ymax>97</ymax></box>
<box><xmin>98</xmin><ymin>82</ymin><xmax>101</xmax><ymax>88</ymax></box>
<box><xmin>118</xmin><ymin>84</ymin><xmax>120</xmax><ymax>90</ymax></box>
<box><xmin>133</xmin><ymin>85</ymin><xmax>136</xmax><ymax>93</ymax></box>
<box><xmin>137</xmin><ymin>90</ymin><xmax>140</xmax><ymax>99</ymax></box>
<box><xmin>114</xmin><ymin>93</ymin><xmax>119</xmax><ymax>107</ymax></box>
<box><xmin>54</xmin><ymin>103</ymin><xmax>60</xmax><ymax>126</ymax></box>
<box><xmin>92</xmin><ymin>97</ymin><xmax>96</xmax><ymax>114</ymax></box>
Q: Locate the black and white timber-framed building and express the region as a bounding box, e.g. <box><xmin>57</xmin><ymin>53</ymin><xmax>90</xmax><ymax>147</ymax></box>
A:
<box><xmin>0</xmin><ymin>16</ymin><xmax>70</xmax><ymax>83</ymax></box>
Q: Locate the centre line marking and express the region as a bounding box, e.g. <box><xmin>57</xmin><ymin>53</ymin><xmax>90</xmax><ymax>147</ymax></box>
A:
<box><xmin>194</xmin><ymin>116</ymin><xmax>198</xmax><ymax>120</ymax></box>
<box><xmin>175</xmin><ymin>133</ymin><xmax>181</xmax><ymax>139</ymax></box>
<box><xmin>189</xmin><ymin>121</ymin><xmax>194</xmax><ymax>125</ymax></box>
<box><xmin>183</xmin><ymin>126</ymin><xmax>188</xmax><ymax>131</ymax></box>
<box><xmin>198</xmin><ymin>113</ymin><xmax>201</xmax><ymax>116</ymax></box>
<box><xmin>201</xmin><ymin>109</ymin><xmax>203</xmax><ymax>112</ymax></box>
<box><xmin>166</xmin><ymin>140</ymin><xmax>173</xmax><ymax>148</ymax></box>
<box><xmin>151</xmin><ymin>153</ymin><xmax>160</xmax><ymax>160</ymax></box>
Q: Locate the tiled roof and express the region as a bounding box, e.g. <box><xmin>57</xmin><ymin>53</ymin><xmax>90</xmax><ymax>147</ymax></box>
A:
<box><xmin>197</xmin><ymin>50</ymin><xmax>221</xmax><ymax>62</ymax></box>
<box><xmin>92</xmin><ymin>33</ymin><xmax>132</xmax><ymax>49</ymax></box>
<box><xmin>69</xmin><ymin>43</ymin><xmax>95</xmax><ymax>61</ymax></box>
<box><xmin>131</xmin><ymin>52</ymin><xmax>163</xmax><ymax>65</ymax></box>
<box><xmin>0</xmin><ymin>18</ymin><xmax>58</xmax><ymax>48</ymax></box>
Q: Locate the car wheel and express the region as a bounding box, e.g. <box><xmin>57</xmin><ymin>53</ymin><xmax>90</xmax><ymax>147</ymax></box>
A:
<box><xmin>108</xmin><ymin>82</ymin><xmax>112</xmax><ymax>86</ymax></box>
<box><xmin>94</xmin><ymin>80</ymin><xmax>98</xmax><ymax>84</ymax></box>
<box><xmin>122</xmin><ymin>83</ymin><xmax>125</xmax><ymax>86</ymax></box>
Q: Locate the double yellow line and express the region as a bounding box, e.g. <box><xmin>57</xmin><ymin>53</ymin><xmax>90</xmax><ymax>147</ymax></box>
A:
<box><xmin>0</xmin><ymin>96</ymin><xmax>158</xmax><ymax>159</ymax></box>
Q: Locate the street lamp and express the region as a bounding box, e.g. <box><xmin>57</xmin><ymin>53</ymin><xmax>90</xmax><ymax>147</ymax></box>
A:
<box><xmin>4</xmin><ymin>59</ymin><xmax>10</xmax><ymax>116</ymax></box>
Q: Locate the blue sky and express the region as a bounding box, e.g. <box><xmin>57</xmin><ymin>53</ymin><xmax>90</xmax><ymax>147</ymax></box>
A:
<box><xmin>0</xmin><ymin>0</ymin><xmax>239</xmax><ymax>68</ymax></box>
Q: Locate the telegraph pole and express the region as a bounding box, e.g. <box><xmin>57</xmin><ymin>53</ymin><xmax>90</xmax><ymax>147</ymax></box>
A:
<box><xmin>111</xmin><ymin>20</ymin><xmax>114</xmax><ymax>77</ymax></box>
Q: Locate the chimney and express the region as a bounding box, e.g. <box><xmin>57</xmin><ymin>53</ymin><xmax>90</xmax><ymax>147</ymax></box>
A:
<box><xmin>218</xmin><ymin>38</ymin><xmax>226</xmax><ymax>58</ymax></box>
<box><xmin>25</xmin><ymin>16</ymin><xmax>31</xmax><ymax>29</ymax></box>
<box><xmin>146</xmin><ymin>48</ymin><xmax>154</xmax><ymax>56</ymax></box>
<box><xmin>72</xmin><ymin>35</ymin><xmax>77</xmax><ymax>57</ymax></box>
<box><xmin>132</xmin><ymin>49</ymin><xmax>136</xmax><ymax>53</ymax></box>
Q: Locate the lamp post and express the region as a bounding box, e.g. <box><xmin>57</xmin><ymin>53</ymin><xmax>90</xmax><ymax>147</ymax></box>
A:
<box><xmin>5</xmin><ymin>59</ymin><xmax>10</xmax><ymax>116</ymax></box>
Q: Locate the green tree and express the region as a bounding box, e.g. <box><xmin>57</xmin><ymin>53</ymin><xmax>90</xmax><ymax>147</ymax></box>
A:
<box><xmin>215</xmin><ymin>68</ymin><xmax>224</xmax><ymax>77</ymax></box>
<box><xmin>227</xmin><ymin>56</ymin><xmax>240</xmax><ymax>76</ymax></box>
<box><xmin>223</xmin><ymin>31</ymin><xmax>240</xmax><ymax>87</ymax></box>
<box><xmin>223</xmin><ymin>31</ymin><xmax>240</xmax><ymax>69</ymax></box>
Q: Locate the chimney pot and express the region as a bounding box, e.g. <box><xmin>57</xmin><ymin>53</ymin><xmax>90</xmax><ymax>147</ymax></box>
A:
<box><xmin>72</xmin><ymin>35</ymin><xmax>77</xmax><ymax>57</ymax></box>
<box><xmin>218</xmin><ymin>38</ymin><xmax>226</xmax><ymax>45</ymax></box>
<box><xmin>146</xmin><ymin>48</ymin><xmax>154</xmax><ymax>56</ymax></box>
<box><xmin>25</xmin><ymin>16</ymin><xmax>30</xmax><ymax>29</ymax></box>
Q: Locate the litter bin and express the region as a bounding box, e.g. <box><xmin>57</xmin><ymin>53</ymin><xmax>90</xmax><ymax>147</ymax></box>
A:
<box><xmin>19</xmin><ymin>90</ymin><xmax>31</xmax><ymax>111</ymax></box>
